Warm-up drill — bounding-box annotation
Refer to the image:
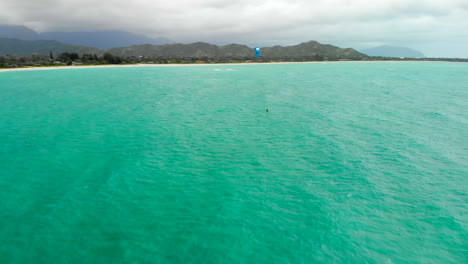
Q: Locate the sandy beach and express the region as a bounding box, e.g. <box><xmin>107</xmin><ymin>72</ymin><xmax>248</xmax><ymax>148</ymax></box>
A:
<box><xmin>0</xmin><ymin>61</ymin><xmax>448</xmax><ymax>73</ymax></box>
<box><xmin>0</xmin><ymin>61</ymin><xmax>340</xmax><ymax>72</ymax></box>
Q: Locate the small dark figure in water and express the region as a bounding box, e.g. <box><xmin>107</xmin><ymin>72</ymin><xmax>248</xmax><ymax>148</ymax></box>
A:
<box><xmin>266</xmin><ymin>109</ymin><xmax>269</xmax><ymax>113</ymax></box>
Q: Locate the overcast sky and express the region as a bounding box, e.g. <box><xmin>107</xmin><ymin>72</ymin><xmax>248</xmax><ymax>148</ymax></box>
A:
<box><xmin>1</xmin><ymin>0</ymin><xmax>467</xmax><ymax>57</ymax></box>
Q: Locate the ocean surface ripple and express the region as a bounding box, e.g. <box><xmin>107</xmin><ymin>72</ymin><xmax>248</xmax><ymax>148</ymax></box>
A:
<box><xmin>0</xmin><ymin>62</ymin><xmax>467</xmax><ymax>263</ymax></box>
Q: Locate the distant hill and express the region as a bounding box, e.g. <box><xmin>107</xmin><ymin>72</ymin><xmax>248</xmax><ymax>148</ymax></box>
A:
<box><xmin>0</xmin><ymin>37</ymin><xmax>368</xmax><ymax>61</ymax></box>
<box><xmin>107</xmin><ymin>42</ymin><xmax>250</xmax><ymax>58</ymax></box>
<box><xmin>0</xmin><ymin>25</ymin><xmax>366</xmax><ymax>60</ymax></box>
<box><xmin>40</xmin><ymin>31</ymin><xmax>173</xmax><ymax>49</ymax></box>
<box><xmin>0</xmin><ymin>38</ymin><xmax>101</xmax><ymax>57</ymax></box>
<box><xmin>108</xmin><ymin>41</ymin><xmax>367</xmax><ymax>60</ymax></box>
<box><xmin>361</xmin><ymin>45</ymin><xmax>425</xmax><ymax>58</ymax></box>
<box><xmin>0</xmin><ymin>25</ymin><xmax>173</xmax><ymax>49</ymax></box>
<box><xmin>262</xmin><ymin>41</ymin><xmax>366</xmax><ymax>60</ymax></box>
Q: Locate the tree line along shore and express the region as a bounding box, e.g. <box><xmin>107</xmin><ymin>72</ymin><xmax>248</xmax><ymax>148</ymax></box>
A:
<box><xmin>1</xmin><ymin>52</ymin><xmax>467</xmax><ymax>69</ymax></box>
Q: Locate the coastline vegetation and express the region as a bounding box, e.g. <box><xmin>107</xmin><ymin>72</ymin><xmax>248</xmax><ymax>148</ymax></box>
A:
<box><xmin>0</xmin><ymin>52</ymin><xmax>467</xmax><ymax>69</ymax></box>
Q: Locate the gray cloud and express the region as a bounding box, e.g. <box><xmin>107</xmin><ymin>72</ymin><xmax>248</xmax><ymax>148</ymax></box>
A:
<box><xmin>1</xmin><ymin>0</ymin><xmax>467</xmax><ymax>57</ymax></box>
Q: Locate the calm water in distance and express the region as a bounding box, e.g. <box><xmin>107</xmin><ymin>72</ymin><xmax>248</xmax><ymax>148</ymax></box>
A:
<box><xmin>0</xmin><ymin>62</ymin><xmax>467</xmax><ymax>263</ymax></box>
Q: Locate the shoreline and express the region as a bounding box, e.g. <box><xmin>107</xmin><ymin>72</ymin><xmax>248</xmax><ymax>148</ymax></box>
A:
<box><xmin>0</xmin><ymin>60</ymin><xmax>464</xmax><ymax>72</ymax></box>
<box><xmin>0</xmin><ymin>62</ymin><xmax>312</xmax><ymax>72</ymax></box>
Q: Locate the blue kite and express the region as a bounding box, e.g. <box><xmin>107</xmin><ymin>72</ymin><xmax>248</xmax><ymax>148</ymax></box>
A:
<box><xmin>254</xmin><ymin>47</ymin><xmax>261</xmax><ymax>57</ymax></box>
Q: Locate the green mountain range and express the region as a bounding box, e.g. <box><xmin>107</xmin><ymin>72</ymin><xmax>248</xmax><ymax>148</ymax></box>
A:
<box><xmin>261</xmin><ymin>41</ymin><xmax>366</xmax><ymax>60</ymax></box>
<box><xmin>0</xmin><ymin>38</ymin><xmax>367</xmax><ymax>60</ymax></box>
<box><xmin>108</xmin><ymin>41</ymin><xmax>367</xmax><ymax>60</ymax></box>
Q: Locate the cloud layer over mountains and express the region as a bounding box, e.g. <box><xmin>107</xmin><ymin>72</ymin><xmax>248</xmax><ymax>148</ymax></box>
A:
<box><xmin>1</xmin><ymin>0</ymin><xmax>467</xmax><ymax>57</ymax></box>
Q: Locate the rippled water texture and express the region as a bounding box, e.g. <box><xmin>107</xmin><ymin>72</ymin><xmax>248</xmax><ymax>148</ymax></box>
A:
<box><xmin>1</xmin><ymin>62</ymin><xmax>467</xmax><ymax>263</ymax></box>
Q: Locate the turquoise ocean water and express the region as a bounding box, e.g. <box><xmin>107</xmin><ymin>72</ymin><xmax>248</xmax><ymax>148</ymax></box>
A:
<box><xmin>0</xmin><ymin>62</ymin><xmax>467</xmax><ymax>263</ymax></box>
